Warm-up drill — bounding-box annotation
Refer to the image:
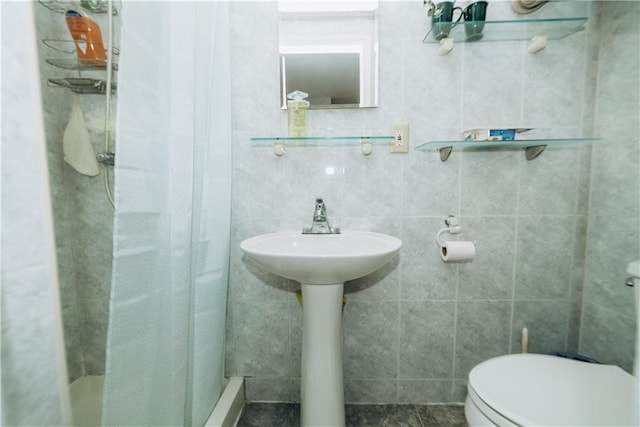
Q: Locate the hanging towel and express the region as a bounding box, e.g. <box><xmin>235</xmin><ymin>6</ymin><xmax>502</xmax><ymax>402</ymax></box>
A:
<box><xmin>63</xmin><ymin>96</ymin><xmax>100</xmax><ymax>176</ymax></box>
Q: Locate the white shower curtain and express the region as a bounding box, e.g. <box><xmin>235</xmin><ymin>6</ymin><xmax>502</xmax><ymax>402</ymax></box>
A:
<box><xmin>102</xmin><ymin>2</ymin><xmax>231</xmax><ymax>425</ymax></box>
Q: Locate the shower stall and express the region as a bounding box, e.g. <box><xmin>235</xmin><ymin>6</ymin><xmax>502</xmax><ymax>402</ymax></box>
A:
<box><xmin>2</xmin><ymin>1</ymin><xmax>232</xmax><ymax>425</ymax></box>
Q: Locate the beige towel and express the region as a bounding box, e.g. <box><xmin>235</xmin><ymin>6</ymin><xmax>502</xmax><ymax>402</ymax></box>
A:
<box><xmin>63</xmin><ymin>96</ymin><xmax>100</xmax><ymax>176</ymax></box>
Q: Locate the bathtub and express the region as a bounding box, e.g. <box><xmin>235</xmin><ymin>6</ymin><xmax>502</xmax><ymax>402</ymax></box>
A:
<box><xmin>69</xmin><ymin>376</ymin><xmax>103</xmax><ymax>426</ymax></box>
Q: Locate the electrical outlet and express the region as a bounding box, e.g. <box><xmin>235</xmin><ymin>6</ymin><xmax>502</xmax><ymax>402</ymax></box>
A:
<box><xmin>390</xmin><ymin>124</ymin><xmax>409</xmax><ymax>153</ymax></box>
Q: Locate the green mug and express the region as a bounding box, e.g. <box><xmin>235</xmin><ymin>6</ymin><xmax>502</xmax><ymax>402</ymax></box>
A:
<box><xmin>463</xmin><ymin>1</ymin><xmax>488</xmax><ymax>41</ymax></box>
<box><xmin>431</xmin><ymin>1</ymin><xmax>463</xmax><ymax>41</ymax></box>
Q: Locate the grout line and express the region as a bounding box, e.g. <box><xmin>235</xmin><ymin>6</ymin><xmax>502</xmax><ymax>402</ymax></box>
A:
<box><xmin>508</xmin><ymin>151</ymin><xmax>523</xmax><ymax>354</ymax></box>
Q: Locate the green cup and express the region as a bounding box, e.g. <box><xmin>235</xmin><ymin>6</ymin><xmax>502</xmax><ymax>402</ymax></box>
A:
<box><xmin>431</xmin><ymin>1</ymin><xmax>463</xmax><ymax>41</ymax></box>
<box><xmin>463</xmin><ymin>1</ymin><xmax>488</xmax><ymax>41</ymax></box>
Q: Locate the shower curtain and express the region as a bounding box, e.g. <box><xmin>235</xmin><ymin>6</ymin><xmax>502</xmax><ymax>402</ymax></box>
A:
<box><xmin>102</xmin><ymin>2</ymin><xmax>231</xmax><ymax>425</ymax></box>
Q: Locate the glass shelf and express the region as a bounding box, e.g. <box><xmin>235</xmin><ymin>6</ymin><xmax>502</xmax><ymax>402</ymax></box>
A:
<box><xmin>251</xmin><ymin>136</ymin><xmax>393</xmax><ymax>144</ymax></box>
<box><xmin>251</xmin><ymin>136</ymin><xmax>395</xmax><ymax>156</ymax></box>
<box><xmin>415</xmin><ymin>138</ymin><xmax>598</xmax><ymax>161</ymax></box>
<box><xmin>423</xmin><ymin>17</ymin><xmax>588</xmax><ymax>44</ymax></box>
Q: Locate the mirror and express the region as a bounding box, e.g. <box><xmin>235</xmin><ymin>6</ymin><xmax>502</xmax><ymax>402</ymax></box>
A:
<box><xmin>278</xmin><ymin>1</ymin><xmax>379</xmax><ymax>109</ymax></box>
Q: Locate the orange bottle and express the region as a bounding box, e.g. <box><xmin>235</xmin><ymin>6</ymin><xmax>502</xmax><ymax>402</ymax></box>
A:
<box><xmin>65</xmin><ymin>10</ymin><xmax>107</xmax><ymax>65</ymax></box>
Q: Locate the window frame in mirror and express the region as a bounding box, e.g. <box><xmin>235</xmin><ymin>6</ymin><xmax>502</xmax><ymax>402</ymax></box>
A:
<box><xmin>278</xmin><ymin>4</ymin><xmax>379</xmax><ymax>110</ymax></box>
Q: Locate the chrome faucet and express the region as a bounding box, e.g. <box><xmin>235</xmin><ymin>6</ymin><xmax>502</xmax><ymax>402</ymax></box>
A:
<box><xmin>302</xmin><ymin>198</ymin><xmax>340</xmax><ymax>234</ymax></box>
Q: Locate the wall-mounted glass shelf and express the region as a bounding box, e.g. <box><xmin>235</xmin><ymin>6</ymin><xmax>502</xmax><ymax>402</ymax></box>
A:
<box><xmin>251</xmin><ymin>136</ymin><xmax>394</xmax><ymax>156</ymax></box>
<box><xmin>423</xmin><ymin>17</ymin><xmax>588</xmax><ymax>44</ymax></box>
<box><xmin>415</xmin><ymin>138</ymin><xmax>598</xmax><ymax>161</ymax></box>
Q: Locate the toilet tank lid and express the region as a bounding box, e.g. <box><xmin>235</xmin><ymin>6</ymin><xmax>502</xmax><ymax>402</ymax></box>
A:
<box><xmin>627</xmin><ymin>260</ymin><xmax>640</xmax><ymax>277</ymax></box>
<box><xmin>468</xmin><ymin>354</ymin><xmax>635</xmax><ymax>426</ymax></box>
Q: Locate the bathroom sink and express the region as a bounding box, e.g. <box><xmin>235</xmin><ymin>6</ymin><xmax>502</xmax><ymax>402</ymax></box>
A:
<box><xmin>240</xmin><ymin>231</ymin><xmax>402</xmax><ymax>285</ymax></box>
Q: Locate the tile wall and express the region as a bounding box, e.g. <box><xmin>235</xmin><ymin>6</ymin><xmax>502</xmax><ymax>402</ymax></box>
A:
<box><xmin>34</xmin><ymin>2</ymin><xmax>117</xmax><ymax>382</ymax></box>
<box><xmin>580</xmin><ymin>1</ymin><xmax>640</xmax><ymax>371</ymax></box>
<box><xmin>226</xmin><ymin>0</ymin><xmax>605</xmax><ymax>403</ymax></box>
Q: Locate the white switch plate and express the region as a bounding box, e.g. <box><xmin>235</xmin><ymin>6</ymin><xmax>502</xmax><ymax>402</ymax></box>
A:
<box><xmin>390</xmin><ymin>124</ymin><xmax>409</xmax><ymax>153</ymax></box>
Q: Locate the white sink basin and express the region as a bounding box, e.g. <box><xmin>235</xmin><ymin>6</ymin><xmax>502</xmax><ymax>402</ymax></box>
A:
<box><xmin>240</xmin><ymin>231</ymin><xmax>402</xmax><ymax>285</ymax></box>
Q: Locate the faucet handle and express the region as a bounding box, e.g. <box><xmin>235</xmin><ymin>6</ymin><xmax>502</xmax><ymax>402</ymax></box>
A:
<box><xmin>315</xmin><ymin>197</ymin><xmax>324</xmax><ymax>204</ymax></box>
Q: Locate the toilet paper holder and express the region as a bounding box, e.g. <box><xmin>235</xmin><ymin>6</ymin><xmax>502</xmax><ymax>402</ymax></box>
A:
<box><xmin>436</xmin><ymin>215</ymin><xmax>465</xmax><ymax>247</ymax></box>
<box><xmin>436</xmin><ymin>215</ymin><xmax>477</xmax><ymax>262</ymax></box>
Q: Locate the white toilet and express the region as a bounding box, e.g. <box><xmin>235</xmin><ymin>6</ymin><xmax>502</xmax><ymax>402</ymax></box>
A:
<box><xmin>465</xmin><ymin>261</ymin><xmax>640</xmax><ymax>426</ymax></box>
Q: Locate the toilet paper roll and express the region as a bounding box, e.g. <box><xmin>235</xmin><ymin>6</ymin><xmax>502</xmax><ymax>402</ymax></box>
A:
<box><xmin>440</xmin><ymin>241</ymin><xmax>476</xmax><ymax>262</ymax></box>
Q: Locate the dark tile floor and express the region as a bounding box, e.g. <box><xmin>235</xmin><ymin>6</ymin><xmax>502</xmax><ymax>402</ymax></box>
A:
<box><xmin>237</xmin><ymin>402</ymin><xmax>468</xmax><ymax>427</ymax></box>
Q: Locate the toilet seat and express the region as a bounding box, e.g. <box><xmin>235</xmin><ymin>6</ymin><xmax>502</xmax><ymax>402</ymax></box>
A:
<box><xmin>467</xmin><ymin>353</ymin><xmax>636</xmax><ymax>426</ymax></box>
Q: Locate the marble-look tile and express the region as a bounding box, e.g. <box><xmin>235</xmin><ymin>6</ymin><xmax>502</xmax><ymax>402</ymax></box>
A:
<box><xmin>63</xmin><ymin>326</ymin><xmax>83</xmax><ymax>383</ymax></box>
<box><xmin>461</xmin><ymin>41</ymin><xmax>524</xmax><ymax>127</ymax></box>
<box><xmin>566</xmin><ymin>297</ymin><xmax>583</xmax><ymax>354</ymax></box>
<box><xmin>401</xmin><ymin>260</ymin><xmax>457</xmax><ymax>301</ymax></box>
<box><xmin>237</xmin><ymin>402</ymin><xmax>300</xmax><ymax>427</ymax></box>
<box><xmin>511</xmin><ymin>300</ymin><xmax>569</xmax><ymax>355</ymax></box>
<box><xmin>345</xmin><ymin>404</ymin><xmax>422</xmax><ymax>426</ymax></box>
<box><xmin>460</xmin><ymin>149</ymin><xmax>520</xmax><ymax>216</ymax></box>
<box><xmin>588</xmin><ymin>141</ymin><xmax>640</xmax><ymax>218</ymax></box>
<box><xmin>583</xmin><ymin>214</ymin><xmax>640</xmax><ymax>318</ymax></box>
<box><xmin>404</xmin><ymin>36</ymin><xmax>463</xmax><ymax>130</ymax></box>
<box><xmin>228</xmin><ymin>221</ymin><xmax>292</xmax><ymax>300</ymax></box>
<box><xmin>416</xmin><ymin>404</ymin><xmax>467</xmax><ymax>427</ymax></box>
<box><xmin>229</xmin><ymin>253</ymin><xmax>291</xmax><ymax>300</ymax></box>
<box><xmin>522</xmin><ymin>35</ymin><xmax>585</xmax><ymax>127</ymax></box>
<box><xmin>580</xmin><ymin>302</ymin><xmax>636</xmax><ymax>373</ymax></box>
<box><xmin>454</xmin><ymin>300</ymin><xmax>511</xmax><ymax>379</ymax></box>
<box><xmin>230</xmin><ymin>40</ymin><xmax>281</xmax><ymax>133</ymax></box>
<box><xmin>340</xmin><ymin>151</ymin><xmax>403</xmax><ymax>218</ymax></box>
<box><xmin>574</xmin><ymin>144</ymin><xmax>592</xmax><ymax>216</ymax></box>
<box><xmin>571</xmin><ymin>215</ymin><xmax>588</xmax><ymax>297</ymax></box>
<box><xmin>224</xmin><ymin>302</ymin><xmax>237</xmax><ymax>377</ymax></box>
<box><xmin>236</xmin><ymin>403</ymin><xmax>468</xmax><ymax>427</ymax></box>
<box><xmin>400</xmin><ymin>217</ymin><xmax>458</xmax><ymax>301</ymax></box>
<box><xmin>82</xmin><ymin>322</ymin><xmax>107</xmax><ymax>375</ymax></box>
<box><xmin>232</xmin><ymin>299</ymin><xmax>291</xmax><ymax>377</ymax></box>
<box><xmin>402</xmin><ymin>144</ymin><xmax>461</xmax><ymax>218</ymax></box>
<box><xmin>344</xmin><ymin>379</ymin><xmax>398</xmax><ymax>404</ymax></box>
<box><xmin>230</xmin><ymin>2</ymin><xmax>279</xmax><ymax>43</ymax></box>
<box><xmin>399</xmin><ymin>301</ymin><xmax>455</xmax><ymax>379</ymax></box>
<box><xmin>346</xmin><ymin>256</ymin><xmax>401</xmax><ymax>302</ymax></box>
<box><xmin>399</xmin><ymin>0</ymin><xmax>429</xmax><ymax>41</ymax></box>
<box><xmin>518</xmin><ymin>148</ymin><xmax>581</xmax><ymax>216</ymax></box>
<box><xmin>397</xmin><ymin>380</ymin><xmax>453</xmax><ymax>404</ymax></box>
<box><xmin>244</xmin><ymin>378</ymin><xmax>298</xmax><ymax>403</ymax></box>
<box><xmin>514</xmin><ymin>216</ymin><xmax>574</xmax><ymax>299</ymax></box>
<box><xmin>457</xmin><ymin>217</ymin><xmax>517</xmax><ymax>300</ymax></box>
<box><xmin>288</xmin><ymin>300</ymin><xmax>303</xmax><ymax>378</ymax></box>
<box><xmin>231</xmin><ymin>133</ymin><xmax>288</xmax><ymax>221</ymax></box>
<box><xmin>534</xmin><ymin>0</ymin><xmax>589</xmax><ymax>20</ymax></box>
<box><xmin>281</xmin><ymin>147</ymin><xmax>349</xmax><ymax>220</ymax></box>
<box><xmin>344</xmin><ymin>301</ymin><xmax>399</xmax><ymax>379</ymax></box>
<box><xmin>452</xmin><ymin>379</ymin><xmax>468</xmax><ymax>403</ymax></box>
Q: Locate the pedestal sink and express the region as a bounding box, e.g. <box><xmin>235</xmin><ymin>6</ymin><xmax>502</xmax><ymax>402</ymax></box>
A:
<box><xmin>240</xmin><ymin>231</ymin><xmax>402</xmax><ymax>427</ymax></box>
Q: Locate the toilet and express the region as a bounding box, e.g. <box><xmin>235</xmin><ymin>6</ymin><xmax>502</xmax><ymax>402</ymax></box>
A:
<box><xmin>465</xmin><ymin>261</ymin><xmax>640</xmax><ymax>426</ymax></box>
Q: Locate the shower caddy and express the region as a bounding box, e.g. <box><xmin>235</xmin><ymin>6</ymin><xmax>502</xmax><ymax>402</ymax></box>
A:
<box><xmin>38</xmin><ymin>0</ymin><xmax>118</xmax><ymax>206</ymax></box>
